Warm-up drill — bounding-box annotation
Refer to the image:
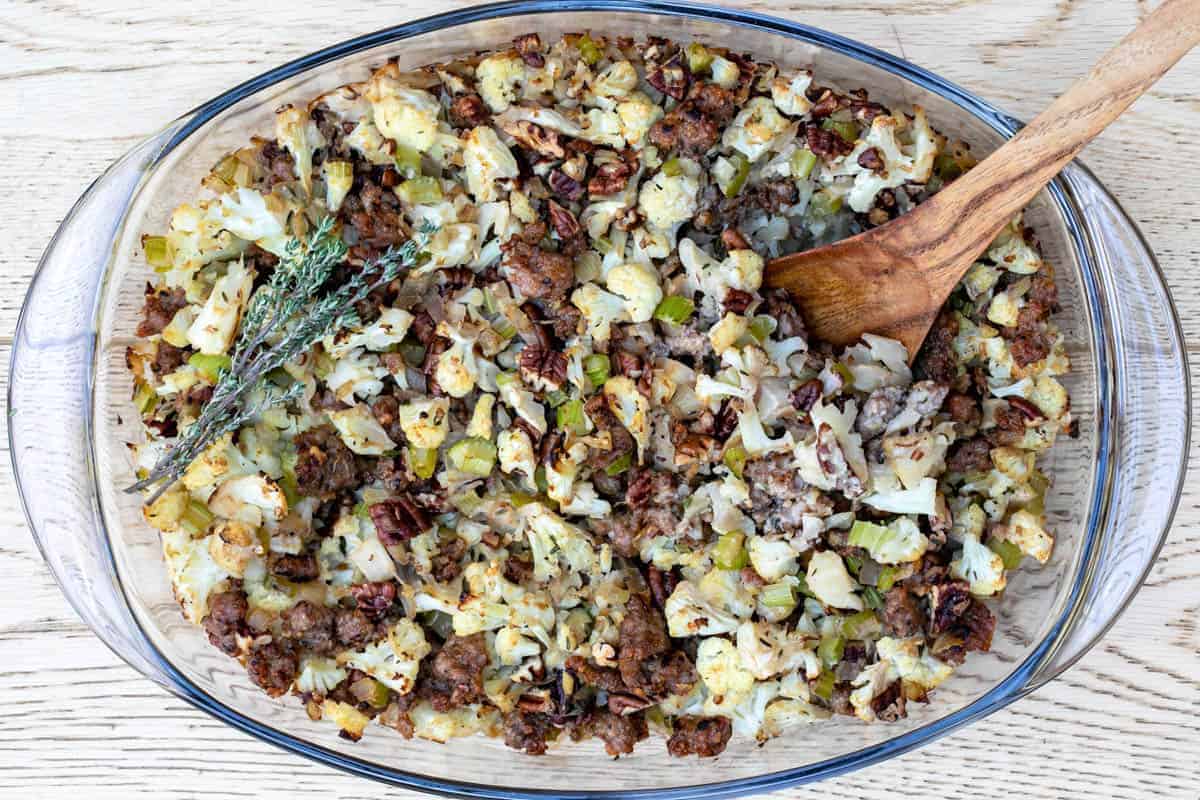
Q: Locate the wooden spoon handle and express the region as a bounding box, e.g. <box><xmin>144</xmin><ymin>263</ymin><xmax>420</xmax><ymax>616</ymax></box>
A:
<box><xmin>916</xmin><ymin>0</ymin><xmax>1200</xmax><ymax>291</ymax></box>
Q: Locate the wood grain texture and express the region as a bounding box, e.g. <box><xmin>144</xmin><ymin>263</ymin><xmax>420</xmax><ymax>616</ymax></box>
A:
<box><xmin>767</xmin><ymin>0</ymin><xmax>1200</xmax><ymax>357</ymax></box>
<box><xmin>0</xmin><ymin>1</ymin><xmax>1197</xmax><ymax>798</ymax></box>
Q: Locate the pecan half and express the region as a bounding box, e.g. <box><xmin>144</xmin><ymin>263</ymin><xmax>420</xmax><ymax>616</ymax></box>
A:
<box><xmin>723</xmin><ymin>288</ymin><xmax>755</xmax><ymax>315</ymax></box>
<box><xmin>805</xmin><ymin>124</ymin><xmax>854</xmax><ymax>159</ymax></box>
<box><xmin>518</xmin><ymin>342</ymin><xmax>568</xmax><ymax>390</ymax></box>
<box><xmin>499</xmin><ymin>118</ymin><xmax>565</xmax><ymax>159</ymax></box>
<box><xmin>512</xmin><ymin>33</ymin><xmax>545</xmax><ymax>67</ymax></box>
<box><xmin>547</xmin><ymin>200</ymin><xmax>582</xmax><ymax>242</ymax></box>
<box><xmin>548</xmin><ymin>168</ymin><xmax>585</xmax><ymax>202</ymax></box>
<box><xmin>448</xmin><ymin>93</ymin><xmax>490</xmax><ymax>128</ymax></box>
<box><xmin>588</xmin><ymin>159</ymin><xmax>635</xmax><ymax>196</ymax></box>
<box><xmin>350</xmin><ymin>581</ymin><xmax>398</xmax><ymax>620</ymax></box>
<box><xmin>369</xmin><ymin>496</ymin><xmax>433</xmax><ymax>544</ymax></box>
<box><xmin>646</xmin><ymin>53</ymin><xmax>689</xmax><ymax>100</ymax></box>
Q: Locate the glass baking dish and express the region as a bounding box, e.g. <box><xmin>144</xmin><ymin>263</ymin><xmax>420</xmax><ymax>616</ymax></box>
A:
<box><xmin>9</xmin><ymin>1</ymin><xmax>1189</xmax><ymax>796</ymax></box>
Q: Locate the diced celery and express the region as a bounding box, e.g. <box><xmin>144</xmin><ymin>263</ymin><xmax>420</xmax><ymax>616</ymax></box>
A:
<box><xmin>394</xmin><ymin>145</ymin><xmax>422</xmax><ymax>179</ymax></box>
<box><xmin>821</xmin><ymin>117</ymin><xmax>859</xmax><ymax>144</ymax></box>
<box><xmin>492</xmin><ymin>319</ymin><xmax>517</xmax><ymax>340</ymax></box>
<box><xmin>482</xmin><ymin>287</ymin><xmax>499</xmax><ymax>316</ymax></box>
<box><xmin>143</xmin><ymin>236</ymin><xmax>173</xmax><ymax>271</ymax></box>
<box><xmin>605</xmin><ymin>453</ymin><xmax>632</xmax><ymax>476</ymax></box>
<box><xmin>723</xmin><ymin>445</ymin><xmax>747</xmax><ymax>479</ymax></box>
<box><xmin>934</xmin><ymin>152</ymin><xmax>963</xmax><ymax>181</ymax></box>
<box><xmin>818</xmin><ymin>633</ymin><xmax>845</xmax><ymax>669</ymax></box>
<box><xmin>451</xmin><ymin>489</ymin><xmax>484</xmax><ymax>515</ymax></box>
<box><xmin>876</xmin><ymin>566</ymin><xmax>898</xmax><ymax>593</ymax></box>
<box><xmin>862</xmin><ymin>587</ymin><xmax>883</xmax><ymax>611</ymax></box>
<box><xmin>760</xmin><ymin>581</ymin><xmax>797</xmax><ymax>608</ymax></box>
<box><xmin>545</xmin><ymin>389</ymin><xmax>569</xmax><ymax>408</ymax></box>
<box><xmin>409</xmin><ymin>446</ymin><xmax>438</xmax><ymax>480</ymax></box>
<box><xmin>133</xmin><ymin>382</ymin><xmax>159</xmax><ymax>415</ymax></box>
<box><xmin>188</xmin><ymin>353</ymin><xmax>231</xmax><ymax>384</ymax></box>
<box><xmin>397</xmin><ymin>176</ymin><xmax>442</xmax><ymax>205</ymax></box>
<box><xmin>593</xmin><ymin>236</ymin><xmax>613</xmax><ymax>255</ymax></box>
<box><xmin>325</xmin><ymin>159</ymin><xmax>353</xmax><ymax>183</ymax></box>
<box><xmin>748</xmin><ymin>315</ymin><xmax>776</xmax><ymax>342</ymax></box>
<box><xmin>722</xmin><ymin>153</ymin><xmax>750</xmax><ymax>198</ymax></box>
<box><xmin>535</xmin><ymin>467</ymin><xmax>549</xmax><ymax>494</ymax></box>
<box><xmin>686</xmin><ymin>42</ymin><xmax>714</xmax><ymax>74</ymax></box>
<box><xmin>495</xmin><ymin>371</ymin><xmax>519</xmax><ymax>388</ymax></box>
<box><xmin>790</xmin><ymin>147</ymin><xmax>818</xmax><ymax>180</ymax></box>
<box><xmin>447</xmin><ymin>437</ymin><xmax>496</xmax><ymax>477</ymax></box>
<box><xmin>843</xmin><ymin>553</ymin><xmax>863</xmax><ymax>576</ymax></box>
<box><xmin>351</xmin><ymin>676</ymin><xmax>391</xmax><ymax>709</ymax></box>
<box><xmin>653</xmin><ymin>296</ymin><xmax>695</xmax><ymax>326</ymax></box>
<box><xmin>266</xmin><ymin>367</ymin><xmax>296</xmax><ymax>389</ymax></box>
<box><xmin>509</xmin><ymin>491</ymin><xmax>537</xmax><ymax>508</ymax></box>
<box><xmin>714</xmin><ymin>531</ymin><xmax>749</xmax><ymax>570</ymax></box>
<box><xmin>583</xmin><ymin>354</ymin><xmax>610</xmax><ymax>389</ymax></box>
<box><xmin>812</xmin><ymin>670</ymin><xmax>836</xmax><ymax>701</ymax></box>
<box><xmin>556</xmin><ymin>399</ymin><xmax>587</xmax><ymax>434</ymax></box>
<box><xmin>832</xmin><ymin>361</ymin><xmax>854</xmax><ymax>385</ymax></box>
<box><xmin>577</xmin><ymin>34</ymin><xmax>602</xmax><ymax>66</ymax></box>
<box><xmin>843</xmin><ymin>609</ymin><xmax>881</xmax><ymax>640</ymax></box>
<box><xmin>809</xmin><ymin>189</ymin><xmax>844</xmax><ymax>217</ymax></box>
<box><xmin>988</xmin><ymin>537</ymin><xmax>1024</xmax><ymax>571</ymax></box>
<box><xmin>180</xmin><ymin>499</ymin><xmax>215</xmax><ymax>537</ymax></box>
<box><xmin>661</xmin><ymin>157</ymin><xmax>684</xmax><ymax>177</ymax></box>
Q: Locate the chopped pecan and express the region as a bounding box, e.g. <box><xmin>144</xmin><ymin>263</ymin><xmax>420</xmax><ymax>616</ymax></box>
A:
<box><xmin>646</xmin><ymin>565</ymin><xmax>680</xmax><ymax>609</ymax></box>
<box><xmin>857</xmin><ymin>146</ymin><xmax>885</xmax><ymax>171</ymax></box>
<box><xmin>518</xmin><ymin>342</ymin><xmax>569</xmax><ymax>390</ymax></box>
<box><xmin>646</xmin><ymin>53</ymin><xmax>690</xmax><ymax>100</ymax></box>
<box><xmin>350</xmin><ymin>581</ymin><xmax>398</xmax><ymax>620</ymax></box>
<box><xmin>805</xmin><ymin>124</ymin><xmax>854</xmax><ymax>159</ymax></box>
<box><xmin>588</xmin><ymin>159</ymin><xmax>636</xmax><ymax>196</ymax></box>
<box><xmin>721</xmin><ymin>227</ymin><xmax>750</xmax><ymax>251</ymax></box>
<box><xmin>499</xmin><ymin>118</ymin><xmax>565</xmax><ymax>159</ymax></box>
<box><xmin>548</xmin><ymin>168</ymin><xmax>585</xmax><ymax>202</ymax></box>
<box><xmin>674</xmin><ymin>433</ymin><xmax>718</xmax><ymax>466</ymax></box>
<box><xmin>547</xmin><ymin>199</ymin><xmax>583</xmax><ymax>242</ymax></box>
<box><xmin>449</xmin><ymin>93</ymin><xmax>489</xmax><ymax>128</ymax></box>
<box><xmin>512</xmin><ymin>33</ymin><xmax>545</xmax><ymax>67</ymax></box>
<box><xmin>723</xmin><ymin>288</ymin><xmax>755</xmax><ymax>314</ymax></box>
<box><xmin>791</xmin><ymin>378</ymin><xmax>823</xmax><ymax>418</ymax></box>
<box><xmin>369</xmin><ymin>495</ymin><xmax>433</xmax><ymax>544</ymax></box>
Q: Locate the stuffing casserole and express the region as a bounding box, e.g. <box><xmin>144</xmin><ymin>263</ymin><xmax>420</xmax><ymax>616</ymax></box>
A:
<box><xmin>127</xmin><ymin>32</ymin><xmax>1073</xmax><ymax>758</ymax></box>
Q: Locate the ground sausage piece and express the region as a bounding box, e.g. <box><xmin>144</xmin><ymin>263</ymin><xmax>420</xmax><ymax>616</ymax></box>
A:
<box><xmin>945</xmin><ymin>436</ymin><xmax>993</xmax><ymax>473</ymax></box>
<box><xmin>666</xmin><ymin>716</ymin><xmax>733</xmax><ymax>758</ymax></box>
<box><xmin>202</xmin><ymin>589</ymin><xmax>247</xmax><ymax>655</ymax></box>
<box><xmin>430</xmin><ymin>536</ymin><xmax>468</xmax><ymax>583</ymax></box>
<box><xmin>871</xmin><ymin>680</ymin><xmax>907</xmax><ymax>722</ymax></box>
<box><xmin>136</xmin><ymin>284</ymin><xmax>187</xmax><ymax>337</ymax></box>
<box><xmin>281</xmin><ymin>600</ymin><xmax>336</xmax><ymax>655</ymax></box>
<box><xmin>617</xmin><ymin>596</ymin><xmax>696</xmax><ymax>698</ymax></box>
<box><xmin>928</xmin><ymin>580</ymin><xmax>974</xmax><ymax>635</ymax></box>
<box><xmin>945</xmin><ymin>392</ymin><xmax>982</xmax><ymax>427</ymax></box>
<box><xmin>425</xmin><ymin>633</ymin><xmax>489</xmax><ymax>710</ymax></box>
<box><xmin>503</xmin><ymin>711</ymin><xmax>552</xmax><ymax>755</ymax></box>
<box><xmin>370</xmin><ymin>394</ymin><xmax>405</xmax><ymax>444</ymax></box>
<box><xmin>916</xmin><ymin>310</ymin><xmax>959</xmax><ymax>385</ymax></box>
<box><xmin>501</xmin><ymin>238</ymin><xmax>576</xmax><ymax>300</ymax></box>
<box><xmin>246</xmin><ymin>640</ymin><xmax>299</xmax><ymax>697</ymax></box>
<box><xmin>449</xmin><ymin>92</ymin><xmax>490</xmax><ymax>128</ymax></box>
<box><xmin>269</xmin><ymin>551</ymin><xmax>319</xmax><ymax>582</ymax></box>
<box><xmin>881</xmin><ymin>586</ymin><xmax>926</xmax><ymax>637</ymax></box>
<box><xmin>335</xmin><ymin>608</ymin><xmax>377</xmax><ymax>649</ymax></box>
<box><xmin>153</xmin><ymin>341</ymin><xmax>187</xmax><ymax>374</ymax></box>
<box><xmin>293</xmin><ymin>426</ymin><xmax>359</xmax><ymax>497</ymax></box>
<box><xmin>625</xmin><ymin>469</ymin><xmax>677</xmax><ymax>509</ymax></box>
<box><xmin>585</xmin><ymin>708</ymin><xmax>649</xmax><ymax>756</ymax></box>
<box><xmin>584</xmin><ymin>395</ymin><xmax>636</xmax><ymax>470</ymax></box>
<box><xmin>763</xmin><ymin>288</ymin><xmax>807</xmax><ymax>340</ymax></box>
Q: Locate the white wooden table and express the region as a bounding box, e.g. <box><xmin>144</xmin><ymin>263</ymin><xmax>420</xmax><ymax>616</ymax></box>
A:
<box><xmin>1</xmin><ymin>1</ymin><xmax>1197</xmax><ymax>797</ymax></box>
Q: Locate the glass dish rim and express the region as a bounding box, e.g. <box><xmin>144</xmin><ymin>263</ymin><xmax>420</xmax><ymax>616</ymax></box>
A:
<box><xmin>9</xmin><ymin>1</ymin><xmax>1188</xmax><ymax>797</ymax></box>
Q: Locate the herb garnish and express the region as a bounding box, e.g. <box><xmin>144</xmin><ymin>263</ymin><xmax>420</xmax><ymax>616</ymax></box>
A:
<box><xmin>128</xmin><ymin>217</ymin><xmax>435</xmax><ymax>501</ymax></box>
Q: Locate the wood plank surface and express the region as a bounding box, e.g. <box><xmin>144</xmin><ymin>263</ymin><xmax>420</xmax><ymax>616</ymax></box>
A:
<box><xmin>1</xmin><ymin>1</ymin><xmax>1197</xmax><ymax>798</ymax></box>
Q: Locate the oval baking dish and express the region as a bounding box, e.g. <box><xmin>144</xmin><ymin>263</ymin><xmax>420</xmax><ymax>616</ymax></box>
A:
<box><xmin>9</xmin><ymin>1</ymin><xmax>1189</xmax><ymax>797</ymax></box>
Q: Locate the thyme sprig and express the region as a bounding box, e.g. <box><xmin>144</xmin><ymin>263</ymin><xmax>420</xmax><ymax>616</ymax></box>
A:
<box><xmin>129</xmin><ymin>217</ymin><xmax>436</xmax><ymax>502</ymax></box>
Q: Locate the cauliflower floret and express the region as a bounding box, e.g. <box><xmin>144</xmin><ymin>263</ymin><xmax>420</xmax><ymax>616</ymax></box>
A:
<box><xmin>761</xmin><ymin>696</ymin><xmax>829</xmax><ymax>738</ymax></box>
<box><xmin>143</xmin><ymin>483</ymin><xmax>188</xmax><ymax>532</ymax></box>
<box><xmin>571</xmin><ymin>283</ymin><xmax>630</xmax><ymax>342</ymax></box>
<box><xmin>497</xmin><ymin>428</ymin><xmax>539</xmax><ymax>492</ymax></box>
<box><xmin>326</xmin><ymin>307</ymin><xmax>415</xmax><ymax>356</ymax></box>
<box><xmin>876</xmin><ymin>636</ymin><xmax>954</xmax><ymax>694</ymax></box>
<box><xmin>637</xmin><ymin>159</ymin><xmax>701</xmax><ymax>230</ymax></box>
<box><xmin>476</xmin><ymin>52</ymin><xmax>526</xmax><ymax>112</ymax></box>
<box><xmin>467</xmin><ymin>393</ymin><xmax>496</xmax><ymax>440</ymax></box>
<box><xmin>748</xmin><ymin>537</ymin><xmax>798</xmax><ymax>581</ymax></box>
<box><xmin>591</xmin><ymin>60</ymin><xmax>638</xmax><ymax>100</ymax></box>
<box><xmin>408</xmin><ymin>702</ymin><xmax>498</xmax><ymax>743</ymax></box>
<box><xmin>165</xmin><ymin>200</ymin><xmax>245</xmax><ymax>271</ymax></box>
<box><xmin>847</xmin><ymin>516</ymin><xmax>929</xmax><ymax>565</ymax></box>
<box><xmin>603</xmin><ymin>376</ymin><xmax>650</xmax><ymax>462</ymax></box>
<box><xmin>770</xmin><ymin>71</ymin><xmax>814</xmax><ymax>117</ymax></box>
<box><xmin>322</xmin><ymin>700</ymin><xmax>371</xmax><ymax>739</ymax></box>
<box><xmin>186</xmin><ymin>259</ymin><xmax>254</xmax><ymax>355</ymax></box>
<box><xmin>296</xmin><ymin>656</ymin><xmax>347</xmax><ymax>695</ymax></box>
<box><xmin>328</xmin><ymin>404</ymin><xmax>397</xmax><ymax>456</ymax></box>
<box><xmin>494</xmin><ymin>626</ymin><xmax>541</xmax><ymax>666</ymax></box>
<box><xmin>664</xmin><ymin>580</ymin><xmax>742</xmax><ymax>637</ymax></box>
<box><xmin>999</xmin><ymin>508</ymin><xmax>1054</xmax><ymax>564</ymax></box>
<box><xmin>349</xmin><ymin>533</ymin><xmax>397</xmax><ymax>582</ymax></box>
<box><xmin>498</xmin><ymin>378</ymin><xmax>547</xmax><ymax>435</ymax></box>
<box><xmin>397</xmin><ymin>397</ymin><xmax>451</xmax><ymax>449</ymax></box>
<box><xmin>735</xmin><ymin>620</ymin><xmax>818</xmax><ymax>681</ymax></box>
<box><xmin>425</xmin><ymin>223</ymin><xmax>480</xmax><ymax>269</ymax></box>
<box><xmin>838</xmin><ymin>107</ymin><xmax>938</xmax><ymax>213</ymax></box>
<box><xmin>207</xmin><ymin>520</ymin><xmax>259</xmax><ymax>577</ymax></box>
<box><xmin>523</xmin><ymin>503</ymin><xmax>599</xmax><ymax>582</ymax></box>
<box><xmin>1031</xmin><ymin>375</ymin><xmax>1069</xmax><ymax>420</ymax></box>
<box><xmin>161</xmin><ymin>529</ymin><xmax>230</xmax><ymax>623</ymax></box>
<box><xmin>616</xmin><ymin>92</ymin><xmax>663</xmax><ymax>147</ymax></box>
<box><xmin>340</xmin><ymin>619</ymin><xmax>431</xmax><ymax>694</ymax></box>
<box><xmin>323</xmin><ymin>160</ymin><xmax>354</xmax><ymax>211</ymax></box>
<box><xmin>709</xmin><ymin>313</ymin><xmax>750</xmax><ymax>355</ymax></box>
<box><xmin>181</xmin><ymin>434</ymin><xmax>237</xmax><ymax>495</ymax></box>
<box><xmin>709</xmin><ymin>55</ymin><xmax>740</xmax><ymax>89</ymax></box>
<box><xmin>559</xmin><ymin>481</ymin><xmax>613</xmax><ymax>518</ymax></box>
<box><xmin>606</xmin><ymin>261</ymin><xmax>663</xmax><ymax>323</ymax></box>
<box><xmin>737</xmin><ymin>400</ymin><xmax>795</xmax><ymax>456</ymax></box>
<box><xmin>463</xmin><ymin>126</ymin><xmax>520</xmax><ymax>202</ymax></box>
<box><xmin>987</xmin><ymin>290</ymin><xmax>1021</xmax><ymax>328</ymax></box>
<box><xmin>325</xmin><ymin>347</ymin><xmax>388</xmax><ymax>401</ymax></box>
<box><xmin>365</xmin><ymin>73</ymin><xmax>441</xmax><ymax>151</ymax></box>
<box><xmin>576</xmin><ymin>107</ymin><xmax>626</xmax><ymax>148</ymax></box>
<box><xmin>697</xmin><ymin>636</ymin><xmax>757</xmax><ymax>710</ymax></box>
<box><xmin>723</xmin><ymin>249</ymin><xmax>765</xmax><ymax>293</ymax></box>
<box><xmin>434</xmin><ymin>321</ymin><xmax>482</xmax><ymax>398</ymax></box>
<box><xmin>207</xmin><ymin>187</ymin><xmax>289</xmax><ymax>255</ymax></box>
<box><xmin>274</xmin><ymin>104</ymin><xmax>326</xmax><ymax>196</ymax></box>
<box><xmin>805</xmin><ymin>550</ymin><xmax>863</xmax><ymax>610</ymax></box>
<box><xmin>208</xmin><ymin>475</ymin><xmax>288</xmax><ymax>527</ymax></box>
<box><xmin>723</xmin><ymin>97</ymin><xmax>791</xmax><ymax>161</ymax></box>
<box><xmin>848</xmin><ymin>660</ymin><xmax>896</xmax><ymax>722</ymax></box>
<box><xmin>987</xmin><ymin>216</ymin><xmax>1044</xmax><ymax>274</ymax></box>
<box><xmin>344</xmin><ymin>118</ymin><xmax>394</xmax><ymax>165</ymax></box>
<box><xmin>861</xmin><ymin>474</ymin><xmax>939</xmax><ymax>517</ymax></box>
<box><xmin>951</xmin><ymin>533</ymin><xmax>1008</xmax><ymax>596</ymax></box>
<box><xmin>882</xmin><ymin>424</ymin><xmax>953</xmax><ymax>489</ymax></box>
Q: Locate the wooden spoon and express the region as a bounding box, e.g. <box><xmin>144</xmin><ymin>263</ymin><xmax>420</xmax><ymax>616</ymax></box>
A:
<box><xmin>765</xmin><ymin>0</ymin><xmax>1200</xmax><ymax>360</ymax></box>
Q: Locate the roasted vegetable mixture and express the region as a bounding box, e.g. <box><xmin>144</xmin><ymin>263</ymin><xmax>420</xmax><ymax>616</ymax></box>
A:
<box><xmin>128</xmin><ymin>32</ymin><xmax>1073</xmax><ymax>758</ymax></box>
